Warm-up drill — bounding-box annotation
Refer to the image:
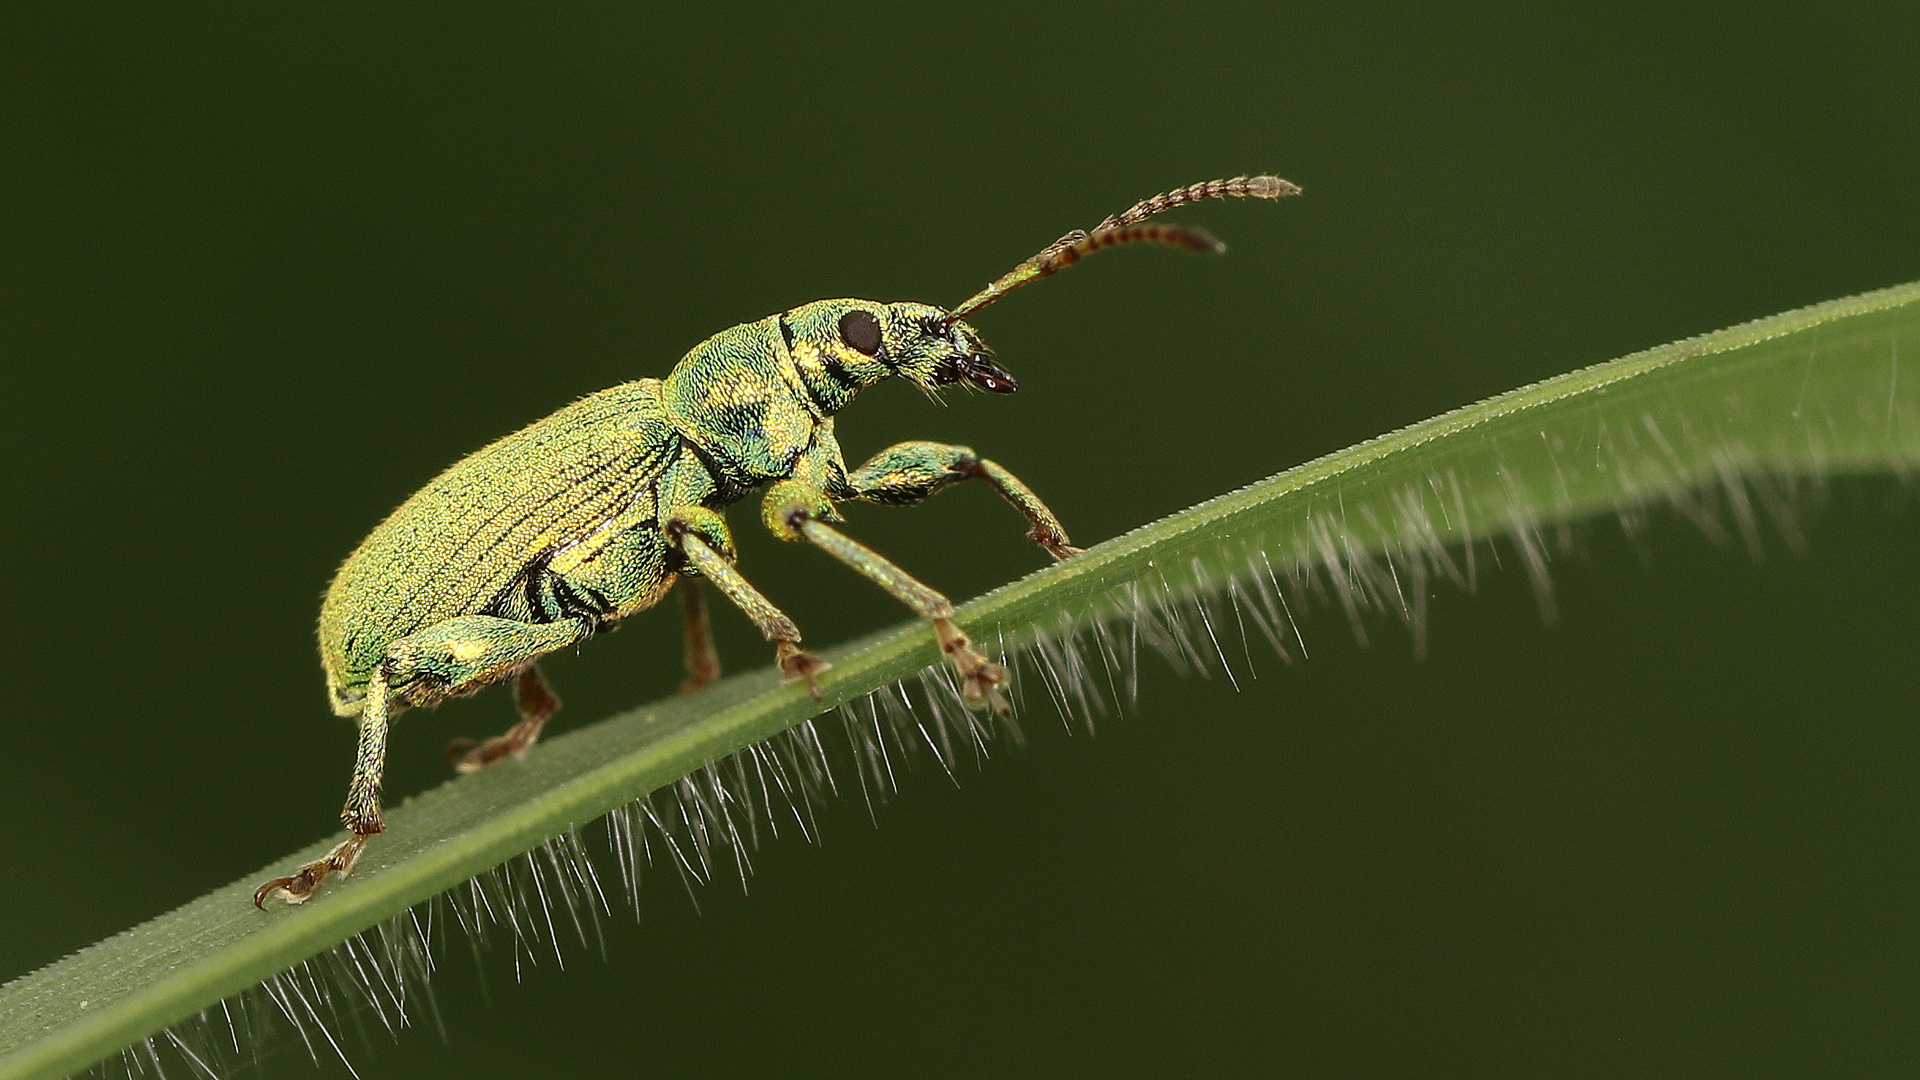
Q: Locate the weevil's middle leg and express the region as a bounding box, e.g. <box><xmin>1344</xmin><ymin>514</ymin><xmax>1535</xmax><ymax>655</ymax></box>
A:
<box><xmin>446</xmin><ymin>663</ymin><xmax>564</xmax><ymax>774</ymax></box>
<box><xmin>765</xmin><ymin>481</ymin><xmax>1010</xmax><ymax>717</ymax></box>
<box><xmin>666</xmin><ymin>507</ymin><xmax>831</xmax><ymax>697</ymax></box>
<box><xmin>677</xmin><ymin>578</ymin><xmax>723</xmax><ymax>694</ymax></box>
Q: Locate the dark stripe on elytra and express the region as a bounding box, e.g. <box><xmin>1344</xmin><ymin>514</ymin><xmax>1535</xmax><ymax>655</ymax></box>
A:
<box><xmin>385</xmin><ymin>389</ymin><xmax>670</xmax><ymax>624</ymax></box>
<box><xmin>548</xmin><ymin>574</ymin><xmax>586</xmax><ymax>619</ymax></box>
<box><xmin>583</xmin><ymin>585</ymin><xmax>614</xmax><ymax>615</ymax></box>
<box><xmin>425</xmin><ymin>430</ymin><xmax>621</xmax><ymax>567</ymax></box>
<box><xmin>440</xmin><ymin>456</ymin><xmax>643</xmax><ymax>607</ymax></box>
<box><xmin>447</xmin><ymin>422</ymin><xmax>676</xmax><ymax>583</ymax></box>
<box><xmin>398</xmin><ymin>451</ymin><xmax>630</xmax><ymax>615</ymax></box>
<box><xmin>481</xmin><ymin>558</ymin><xmax>545</xmax><ymax>623</ymax></box>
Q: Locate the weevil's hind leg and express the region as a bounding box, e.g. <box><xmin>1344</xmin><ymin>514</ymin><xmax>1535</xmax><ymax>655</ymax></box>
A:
<box><xmin>394</xmin><ymin>614</ymin><xmax>589</xmax><ymax>773</ymax></box>
<box><xmin>445</xmin><ymin>662</ymin><xmax>564</xmax><ymax>774</ymax></box>
<box><xmin>677</xmin><ymin>578</ymin><xmax>723</xmax><ymax>694</ymax></box>
<box><xmin>765</xmin><ymin>481</ymin><xmax>1009</xmax><ymax>717</ymax></box>
<box><xmin>842</xmin><ymin>441</ymin><xmax>1082</xmax><ymax>560</ymax></box>
<box><xmin>256</xmin><ymin>667</ymin><xmax>393</xmax><ymax>907</ymax></box>
<box><xmin>666</xmin><ymin>507</ymin><xmax>831</xmax><ymax>697</ymax></box>
<box><xmin>258</xmin><ymin>614</ymin><xmax>591</xmax><ymax>907</ymax></box>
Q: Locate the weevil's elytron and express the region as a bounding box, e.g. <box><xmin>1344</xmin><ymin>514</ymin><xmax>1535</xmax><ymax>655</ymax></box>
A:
<box><xmin>257</xmin><ymin>175</ymin><xmax>1300</xmax><ymax>906</ymax></box>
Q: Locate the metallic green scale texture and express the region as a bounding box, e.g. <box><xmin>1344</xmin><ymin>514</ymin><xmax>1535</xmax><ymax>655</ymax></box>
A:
<box><xmin>260</xmin><ymin>175</ymin><xmax>1299</xmax><ymax>907</ymax></box>
<box><xmin>320</xmin><ymin>379</ymin><xmax>678</xmax><ymax>712</ymax></box>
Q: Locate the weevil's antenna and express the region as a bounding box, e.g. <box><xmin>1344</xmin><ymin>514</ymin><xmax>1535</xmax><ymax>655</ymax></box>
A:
<box><xmin>945</xmin><ymin>174</ymin><xmax>1300</xmax><ymax>324</ymax></box>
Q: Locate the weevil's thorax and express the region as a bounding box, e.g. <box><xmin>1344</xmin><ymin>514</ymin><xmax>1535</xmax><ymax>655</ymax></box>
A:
<box><xmin>662</xmin><ymin>314</ymin><xmax>829</xmax><ymax>493</ymax></box>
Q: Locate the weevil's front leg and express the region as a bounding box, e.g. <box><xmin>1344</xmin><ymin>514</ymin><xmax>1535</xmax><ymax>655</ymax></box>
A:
<box><xmin>677</xmin><ymin>579</ymin><xmax>723</xmax><ymax>694</ymax></box>
<box><xmin>256</xmin><ymin>614</ymin><xmax>590</xmax><ymax>907</ymax></box>
<box><xmin>445</xmin><ymin>662</ymin><xmax>564</xmax><ymax>773</ymax></box>
<box><xmin>665</xmin><ymin>506</ymin><xmax>831</xmax><ymax>696</ymax></box>
<box><xmin>841</xmin><ymin>441</ymin><xmax>1082</xmax><ymax>560</ymax></box>
<box><xmin>765</xmin><ymin>480</ymin><xmax>1010</xmax><ymax>717</ymax></box>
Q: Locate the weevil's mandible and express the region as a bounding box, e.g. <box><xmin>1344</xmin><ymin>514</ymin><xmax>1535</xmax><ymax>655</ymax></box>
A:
<box><xmin>255</xmin><ymin>175</ymin><xmax>1301</xmax><ymax>907</ymax></box>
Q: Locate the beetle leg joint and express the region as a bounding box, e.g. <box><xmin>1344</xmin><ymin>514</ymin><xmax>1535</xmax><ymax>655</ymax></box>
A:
<box><xmin>776</xmin><ymin>640</ymin><xmax>831</xmax><ymax>699</ymax></box>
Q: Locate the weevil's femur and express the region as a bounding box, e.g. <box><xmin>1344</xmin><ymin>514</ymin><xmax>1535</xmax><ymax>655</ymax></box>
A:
<box><xmin>945</xmin><ymin>174</ymin><xmax>1300</xmax><ymax>324</ymax></box>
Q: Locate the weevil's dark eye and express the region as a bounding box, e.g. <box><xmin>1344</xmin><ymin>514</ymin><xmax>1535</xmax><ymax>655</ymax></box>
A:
<box><xmin>838</xmin><ymin>310</ymin><xmax>883</xmax><ymax>356</ymax></box>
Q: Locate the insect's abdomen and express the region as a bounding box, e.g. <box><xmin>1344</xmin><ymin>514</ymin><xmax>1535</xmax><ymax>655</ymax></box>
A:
<box><xmin>319</xmin><ymin>379</ymin><xmax>678</xmax><ymax>701</ymax></box>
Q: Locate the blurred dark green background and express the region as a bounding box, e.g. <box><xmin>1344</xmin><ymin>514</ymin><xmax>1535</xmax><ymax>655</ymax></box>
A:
<box><xmin>5</xmin><ymin>3</ymin><xmax>1919</xmax><ymax>1077</ymax></box>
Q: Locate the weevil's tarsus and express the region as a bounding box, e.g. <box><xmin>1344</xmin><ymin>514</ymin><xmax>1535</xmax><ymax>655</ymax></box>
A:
<box><xmin>447</xmin><ymin>664</ymin><xmax>564</xmax><ymax>773</ymax></box>
<box><xmin>947</xmin><ymin>174</ymin><xmax>1299</xmax><ymax>323</ymax></box>
<box><xmin>253</xmin><ymin>832</ymin><xmax>372</xmax><ymax>908</ymax></box>
<box><xmin>933</xmin><ymin>616</ymin><xmax>1012</xmax><ymax>718</ymax></box>
<box><xmin>776</xmin><ymin>640</ymin><xmax>832</xmax><ymax>698</ymax></box>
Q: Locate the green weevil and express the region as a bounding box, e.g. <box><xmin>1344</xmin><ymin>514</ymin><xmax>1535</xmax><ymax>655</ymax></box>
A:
<box><xmin>256</xmin><ymin>175</ymin><xmax>1300</xmax><ymax>907</ymax></box>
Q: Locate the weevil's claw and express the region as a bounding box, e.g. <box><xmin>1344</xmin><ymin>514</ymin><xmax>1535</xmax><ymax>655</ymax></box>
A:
<box><xmin>254</xmin><ymin>832</ymin><xmax>372</xmax><ymax>908</ymax></box>
<box><xmin>777</xmin><ymin>641</ymin><xmax>831</xmax><ymax>700</ymax></box>
<box><xmin>447</xmin><ymin>715</ymin><xmax>548</xmax><ymax>774</ymax></box>
<box><xmin>1028</xmin><ymin>525</ymin><xmax>1082</xmax><ymax>561</ymax></box>
<box><xmin>254</xmin><ymin>874</ymin><xmax>307</xmax><ymax>908</ymax></box>
<box><xmin>935</xmin><ymin>618</ymin><xmax>1012</xmax><ymax>718</ymax></box>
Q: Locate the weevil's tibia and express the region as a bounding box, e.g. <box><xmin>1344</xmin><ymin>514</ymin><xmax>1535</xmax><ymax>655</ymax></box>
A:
<box><xmin>764</xmin><ymin>479</ymin><xmax>1010</xmax><ymax>717</ymax></box>
<box><xmin>445</xmin><ymin>664</ymin><xmax>564</xmax><ymax>773</ymax></box>
<box><xmin>667</xmin><ymin>508</ymin><xmax>831</xmax><ymax>698</ymax></box>
<box><xmin>677</xmin><ymin>579</ymin><xmax>724</xmax><ymax>694</ymax></box>
<box><xmin>255</xmin><ymin>667</ymin><xmax>392</xmax><ymax>907</ymax></box>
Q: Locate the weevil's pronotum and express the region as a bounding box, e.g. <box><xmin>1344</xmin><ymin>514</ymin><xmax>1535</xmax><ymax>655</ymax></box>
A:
<box><xmin>257</xmin><ymin>175</ymin><xmax>1300</xmax><ymax>906</ymax></box>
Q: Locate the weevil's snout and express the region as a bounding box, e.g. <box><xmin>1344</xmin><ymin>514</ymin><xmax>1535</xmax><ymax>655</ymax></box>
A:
<box><xmin>963</xmin><ymin>354</ymin><xmax>1018</xmax><ymax>393</ymax></box>
<box><xmin>939</xmin><ymin>319</ymin><xmax>1017</xmax><ymax>393</ymax></box>
<box><xmin>884</xmin><ymin>304</ymin><xmax>1020</xmax><ymax>395</ymax></box>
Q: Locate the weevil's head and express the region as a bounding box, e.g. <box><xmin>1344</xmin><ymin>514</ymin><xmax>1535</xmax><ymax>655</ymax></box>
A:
<box><xmin>779</xmin><ymin>176</ymin><xmax>1298</xmax><ymax>414</ymax></box>
<box><xmin>780</xmin><ymin>299</ymin><xmax>1017</xmax><ymax>412</ymax></box>
<box><xmin>875</xmin><ymin>301</ymin><xmax>1018</xmax><ymax>394</ymax></box>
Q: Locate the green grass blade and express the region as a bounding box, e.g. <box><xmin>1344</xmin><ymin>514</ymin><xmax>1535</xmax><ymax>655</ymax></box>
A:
<box><xmin>3</xmin><ymin>280</ymin><xmax>1917</xmax><ymax>1080</ymax></box>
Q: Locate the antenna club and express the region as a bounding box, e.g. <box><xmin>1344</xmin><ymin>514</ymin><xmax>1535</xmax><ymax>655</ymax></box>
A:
<box><xmin>1249</xmin><ymin>174</ymin><xmax>1302</xmax><ymax>199</ymax></box>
